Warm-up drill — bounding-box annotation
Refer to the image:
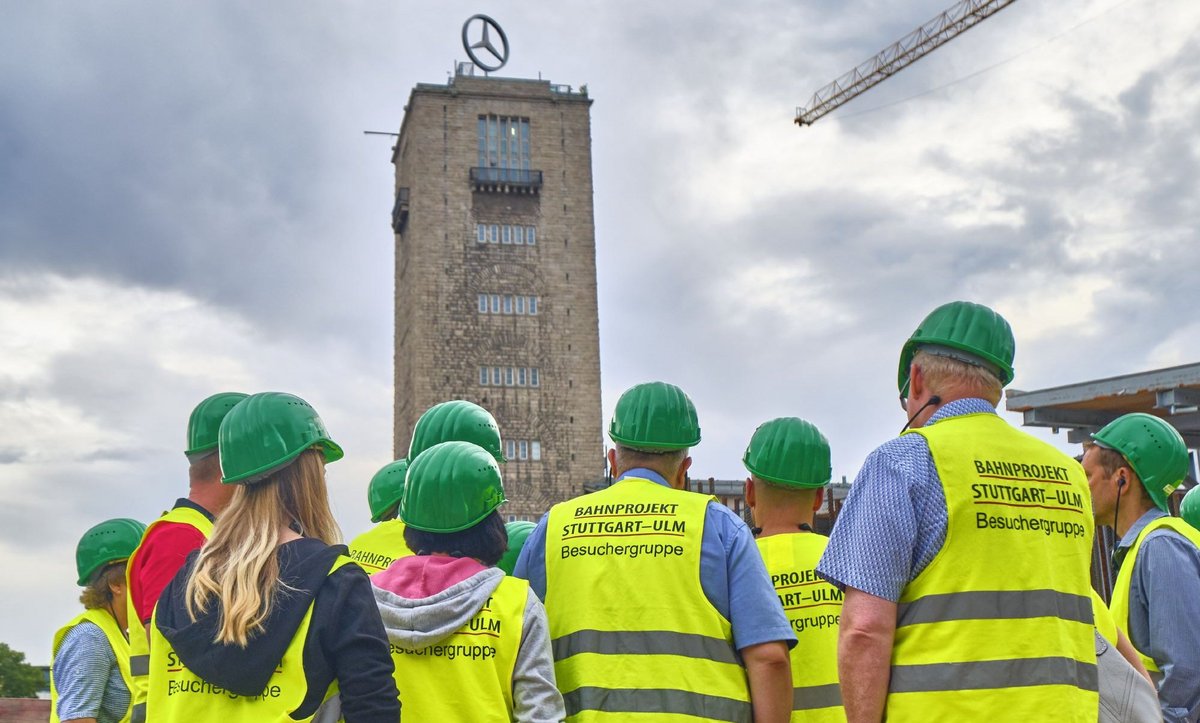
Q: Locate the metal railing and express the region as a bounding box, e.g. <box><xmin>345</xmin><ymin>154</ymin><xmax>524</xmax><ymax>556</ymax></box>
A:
<box><xmin>470</xmin><ymin>167</ymin><xmax>543</xmax><ymax>190</ymax></box>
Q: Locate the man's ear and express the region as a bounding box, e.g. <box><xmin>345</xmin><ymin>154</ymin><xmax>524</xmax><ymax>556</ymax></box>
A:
<box><xmin>744</xmin><ymin>477</ymin><xmax>755</xmax><ymax>507</ymax></box>
<box><xmin>813</xmin><ymin>486</ymin><xmax>825</xmax><ymax>512</ymax></box>
<box><xmin>607</xmin><ymin>448</ymin><xmax>617</xmax><ymax>477</ymax></box>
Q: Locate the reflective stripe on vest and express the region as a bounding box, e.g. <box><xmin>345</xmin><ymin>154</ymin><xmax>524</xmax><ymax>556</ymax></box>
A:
<box><xmin>545</xmin><ymin>477</ymin><xmax>751</xmax><ymax>722</ymax></box>
<box><xmin>51</xmin><ymin>608</ymin><xmax>133</xmax><ymax>723</ymax></box>
<box><xmin>889</xmin><ymin>413</ymin><xmax>1099</xmax><ymax>721</ymax></box>
<box><xmin>756</xmin><ymin>532</ymin><xmax>846</xmax><ymax>722</ymax></box>
<box><xmin>389</xmin><ymin>574</ymin><xmax>526</xmax><ymax>721</ymax></box>
<box><xmin>1110</xmin><ymin>516</ymin><xmax>1200</xmax><ymax>673</ymax></box>
<box><xmin>145</xmin><ymin>556</ymin><xmax>351</xmax><ymax>722</ymax></box>
<box><xmin>347</xmin><ymin>519</ymin><xmax>414</xmax><ymax>575</ymax></box>
<box><xmin>125</xmin><ymin>504</ymin><xmax>213</xmax><ymax>723</ymax></box>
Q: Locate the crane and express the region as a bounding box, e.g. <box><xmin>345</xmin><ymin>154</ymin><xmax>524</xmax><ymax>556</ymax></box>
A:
<box><xmin>795</xmin><ymin>0</ymin><xmax>1019</xmax><ymax>126</ymax></box>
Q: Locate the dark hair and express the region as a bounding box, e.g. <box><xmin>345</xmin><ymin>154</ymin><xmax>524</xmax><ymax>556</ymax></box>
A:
<box><xmin>404</xmin><ymin>511</ymin><xmax>509</xmax><ymax>566</ymax></box>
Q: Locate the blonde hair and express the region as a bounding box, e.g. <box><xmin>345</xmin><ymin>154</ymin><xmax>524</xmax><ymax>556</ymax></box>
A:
<box><xmin>913</xmin><ymin>350</ymin><xmax>1003</xmax><ymax>405</ymax></box>
<box><xmin>79</xmin><ymin>562</ymin><xmax>126</xmax><ymax>610</ymax></box>
<box><xmin>185</xmin><ymin>449</ymin><xmax>340</xmax><ymax>646</ymax></box>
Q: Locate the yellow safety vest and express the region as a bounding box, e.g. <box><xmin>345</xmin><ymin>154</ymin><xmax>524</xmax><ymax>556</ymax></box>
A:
<box><xmin>125</xmin><ymin>504</ymin><xmax>213</xmax><ymax>723</ymax></box>
<box><xmin>348</xmin><ymin>519</ymin><xmax>414</xmax><ymax>575</ymax></box>
<box><xmin>890</xmin><ymin>413</ymin><xmax>1099</xmax><ymax>721</ymax></box>
<box><xmin>1110</xmin><ymin>516</ymin><xmax>1200</xmax><ymax>673</ymax></box>
<box><xmin>545</xmin><ymin>476</ymin><xmax>751</xmax><ymax>722</ymax></box>
<box><xmin>50</xmin><ymin>608</ymin><xmax>133</xmax><ymax>723</ymax></box>
<box><xmin>757</xmin><ymin>532</ymin><xmax>845</xmax><ymax>723</ymax></box>
<box><xmin>1091</xmin><ymin>589</ymin><xmax>1118</xmax><ymax>648</ymax></box>
<box><xmin>389</xmin><ymin>574</ymin><xmax>527</xmax><ymax>721</ymax></box>
<box><xmin>145</xmin><ymin>556</ymin><xmax>351</xmax><ymax>723</ymax></box>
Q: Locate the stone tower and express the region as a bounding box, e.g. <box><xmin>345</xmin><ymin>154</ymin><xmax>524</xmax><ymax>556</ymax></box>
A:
<box><xmin>391</xmin><ymin>67</ymin><xmax>603</xmax><ymax>519</ymax></box>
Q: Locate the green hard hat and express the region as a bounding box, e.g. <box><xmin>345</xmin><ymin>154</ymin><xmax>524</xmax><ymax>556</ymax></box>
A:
<box><xmin>401</xmin><ymin>441</ymin><xmax>507</xmax><ymax>533</ymax></box>
<box><xmin>218</xmin><ymin>392</ymin><xmax>344</xmax><ymax>485</ymax></box>
<box><xmin>76</xmin><ymin>518</ymin><xmax>146</xmax><ymax>586</ymax></box>
<box><xmin>743</xmin><ymin>417</ymin><xmax>832</xmax><ymax>489</ymax></box>
<box><xmin>897</xmin><ymin>301</ymin><xmax>1015</xmax><ymax>397</ymax></box>
<box><xmin>408</xmin><ymin>400</ymin><xmax>506</xmax><ymax>464</ymax></box>
<box><xmin>608</xmin><ymin>381</ymin><xmax>701</xmax><ymax>451</ymax></box>
<box><xmin>368</xmin><ymin>459</ymin><xmax>409</xmax><ymax>523</ymax></box>
<box><xmin>1091</xmin><ymin>413</ymin><xmax>1188</xmax><ymax>512</ymax></box>
<box><xmin>497</xmin><ymin>520</ymin><xmax>536</xmax><ymax>575</ymax></box>
<box><xmin>185</xmin><ymin>392</ymin><xmax>249</xmax><ymax>460</ymax></box>
<box><xmin>1181</xmin><ymin>486</ymin><xmax>1200</xmax><ymax>532</ymax></box>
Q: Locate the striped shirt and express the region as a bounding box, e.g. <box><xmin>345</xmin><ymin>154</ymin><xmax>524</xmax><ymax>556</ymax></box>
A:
<box><xmin>53</xmin><ymin>620</ymin><xmax>129</xmax><ymax>723</ymax></box>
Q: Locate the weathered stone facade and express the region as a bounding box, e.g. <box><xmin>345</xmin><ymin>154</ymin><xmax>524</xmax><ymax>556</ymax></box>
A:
<box><xmin>392</xmin><ymin>72</ymin><xmax>603</xmax><ymax>519</ymax></box>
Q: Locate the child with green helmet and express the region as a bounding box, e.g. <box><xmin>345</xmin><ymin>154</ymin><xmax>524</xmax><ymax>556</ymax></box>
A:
<box><xmin>146</xmin><ymin>392</ymin><xmax>399</xmax><ymax>723</ymax></box>
<box><xmin>51</xmin><ymin>518</ymin><xmax>146</xmax><ymax>723</ymax></box>
<box><xmin>346</xmin><ymin>459</ymin><xmax>414</xmax><ymax>575</ymax></box>
<box><xmin>371</xmin><ymin>440</ymin><xmax>564</xmax><ymax>721</ymax></box>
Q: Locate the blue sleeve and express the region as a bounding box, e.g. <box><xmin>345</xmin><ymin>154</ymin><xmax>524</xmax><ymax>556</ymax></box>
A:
<box><xmin>1130</xmin><ymin>531</ymin><xmax>1200</xmax><ymax>723</ymax></box>
<box><xmin>816</xmin><ymin>435</ymin><xmax>944</xmax><ymax>602</ymax></box>
<box><xmin>53</xmin><ymin>621</ymin><xmax>113</xmax><ymax>720</ymax></box>
<box><xmin>512</xmin><ymin>514</ymin><xmax>550</xmax><ymax>601</ymax></box>
<box><xmin>701</xmin><ymin>502</ymin><xmax>797</xmax><ymax>651</ymax></box>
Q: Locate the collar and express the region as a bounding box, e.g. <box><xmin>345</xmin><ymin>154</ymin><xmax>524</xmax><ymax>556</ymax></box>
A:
<box><xmin>617</xmin><ymin>468</ymin><xmax>671</xmax><ymax>487</ymax></box>
<box><xmin>923</xmin><ymin>397</ymin><xmax>998</xmax><ymax>426</ymax></box>
<box><xmin>175</xmin><ymin>497</ymin><xmax>216</xmax><ymax>522</ymax></box>
<box><xmin>1117</xmin><ymin>507</ymin><xmax>1166</xmax><ymax>550</ymax></box>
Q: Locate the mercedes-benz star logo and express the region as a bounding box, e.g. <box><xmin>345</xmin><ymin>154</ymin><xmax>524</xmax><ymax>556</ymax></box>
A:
<box><xmin>462</xmin><ymin>14</ymin><xmax>509</xmax><ymax>72</ymax></box>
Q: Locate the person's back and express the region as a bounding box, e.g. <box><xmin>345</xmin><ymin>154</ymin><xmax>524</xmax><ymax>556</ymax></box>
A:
<box><xmin>372</xmin><ymin>440</ymin><xmax>563</xmax><ymax>722</ymax></box>
<box><xmin>743</xmin><ymin>417</ymin><xmax>845</xmax><ymax>722</ymax></box>
<box><xmin>144</xmin><ymin>392</ymin><xmax>399</xmax><ymax>723</ymax></box>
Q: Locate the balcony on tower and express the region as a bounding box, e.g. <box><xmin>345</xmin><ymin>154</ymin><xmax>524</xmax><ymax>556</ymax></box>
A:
<box><xmin>470</xmin><ymin>166</ymin><xmax>542</xmax><ymax>194</ymax></box>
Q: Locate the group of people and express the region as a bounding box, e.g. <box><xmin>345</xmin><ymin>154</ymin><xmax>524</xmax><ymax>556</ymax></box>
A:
<box><xmin>47</xmin><ymin>300</ymin><xmax>1200</xmax><ymax>722</ymax></box>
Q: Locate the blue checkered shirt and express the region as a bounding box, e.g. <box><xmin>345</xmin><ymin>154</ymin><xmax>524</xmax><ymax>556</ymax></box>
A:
<box><xmin>816</xmin><ymin>398</ymin><xmax>997</xmax><ymax>601</ymax></box>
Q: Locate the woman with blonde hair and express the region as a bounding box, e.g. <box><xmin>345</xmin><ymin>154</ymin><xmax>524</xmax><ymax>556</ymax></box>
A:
<box><xmin>145</xmin><ymin>392</ymin><xmax>399</xmax><ymax>722</ymax></box>
<box><xmin>50</xmin><ymin>518</ymin><xmax>145</xmax><ymax>723</ymax></box>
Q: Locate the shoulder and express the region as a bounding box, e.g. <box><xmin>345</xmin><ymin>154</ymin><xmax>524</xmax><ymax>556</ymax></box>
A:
<box><xmin>58</xmin><ymin>620</ymin><xmax>113</xmax><ymax>660</ymax></box>
<box><xmin>140</xmin><ymin>520</ymin><xmax>206</xmax><ymax>551</ymax></box>
<box><xmin>1139</xmin><ymin>526</ymin><xmax>1200</xmax><ymax>561</ymax></box>
<box><xmin>704</xmin><ymin>500</ymin><xmax>751</xmax><ymax>539</ymax></box>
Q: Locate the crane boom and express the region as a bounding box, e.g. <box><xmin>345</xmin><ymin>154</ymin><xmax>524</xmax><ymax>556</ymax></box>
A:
<box><xmin>795</xmin><ymin>0</ymin><xmax>1018</xmax><ymax>126</ymax></box>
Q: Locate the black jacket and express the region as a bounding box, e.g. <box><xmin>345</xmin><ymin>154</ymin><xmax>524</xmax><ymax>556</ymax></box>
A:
<box><xmin>156</xmin><ymin>538</ymin><xmax>399</xmax><ymax>722</ymax></box>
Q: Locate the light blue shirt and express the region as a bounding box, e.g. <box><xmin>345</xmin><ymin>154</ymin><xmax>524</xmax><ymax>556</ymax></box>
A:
<box><xmin>1113</xmin><ymin>508</ymin><xmax>1200</xmax><ymax>723</ymax></box>
<box><xmin>816</xmin><ymin>398</ymin><xmax>996</xmax><ymax>601</ymax></box>
<box><xmin>53</xmin><ymin>619</ymin><xmax>130</xmax><ymax>723</ymax></box>
<box><xmin>514</xmin><ymin>468</ymin><xmax>796</xmax><ymax>651</ymax></box>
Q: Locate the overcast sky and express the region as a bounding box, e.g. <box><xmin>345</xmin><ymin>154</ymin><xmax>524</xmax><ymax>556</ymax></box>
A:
<box><xmin>2</xmin><ymin>0</ymin><xmax>1198</xmax><ymax>663</ymax></box>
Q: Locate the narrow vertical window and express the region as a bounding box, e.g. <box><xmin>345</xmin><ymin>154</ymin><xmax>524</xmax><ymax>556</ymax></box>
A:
<box><xmin>478</xmin><ymin>294</ymin><xmax>488</xmax><ymax>313</ymax></box>
<box><xmin>501</xmin><ymin>225</ymin><xmax>510</xmax><ymax>244</ymax></box>
<box><xmin>479</xmin><ymin>367</ymin><xmax>489</xmax><ymax>385</ymax></box>
<box><xmin>503</xmin><ymin>295</ymin><xmax>513</xmax><ymax>314</ymax></box>
<box><xmin>528</xmin><ymin>297</ymin><xmax>538</xmax><ymax>315</ymax></box>
<box><xmin>526</xmin><ymin>226</ymin><xmax>536</xmax><ymax>245</ymax></box>
<box><xmin>515</xmin><ymin>296</ymin><xmax>525</xmax><ymax>315</ymax></box>
<box><xmin>476</xmin><ymin>224</ymin><xmax>486</xmax><ymax>244</ymax></box>
<box><xmin>531</xmin><ymin>441</ymin><xmax>542</xmax><ymax>461</ymax></box>
<box><xmin>506</xmin><ymin>440</ymin><xmax>516</xmax><ymax>460</ymax></box>
<box><xmin>489</xmin><ymin>224</ymin><xmax>499</xmax><ymax>243</ymax></box>
<box><xmin>513</xmin><ymin>226</ymin><xmax>524</xmax><ymax>245</ymax></box>
<box><xmin>505</xmin><ymin>367</ymin><xmax>514</xmax><ymax>386</ymax></box>
<box><xmin>490</xmin><ymin>295</ymin><xmax>500</xmax><ymax>313</ymax></box>
<box><xmin>519</xmin><ymin>440</ymin><xmax>528</xmax><ymax>460</ymax></box>
<box><xmin>518</xmin><ymin>367</ymin><xmax>527</xmax><ymax>386</ymax></box>
<box><xmin>477</xmin><ymin>117</ymin><xmax>487</xmax><ymax>167</ymax></box>
<box><xmin>530</xmin><ymin>368</ymin><xmax>540</xmax><ymax>387</ymax></box>
<box><xmin>492</xmin><ymin>367</ymin><xmax>502</xmax><ymax>386</ymax></box>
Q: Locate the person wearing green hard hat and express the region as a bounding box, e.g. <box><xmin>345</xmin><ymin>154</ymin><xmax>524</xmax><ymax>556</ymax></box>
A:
<box><xmin>347</xmin><ymin>459</ymin><xmax>415</xmax><ymax>575</ymax></box>
<box><xmin>817</xmin><ymin>301</ymin><xmax>1098</xmax><ymax>721</ymax></box>
<box><xmin>1183</xmin><ymin>485</ymin><xmax>1200</xmax><ymax>533</ymax></box>
<box><xmin>497</xmin><ymin>520</ymin><xmax>536</xmax><ymax>576</ymax></box>
<box><xmin>144</xmin><ymin>392</ymin><xmax>399</xmax><ymax>723</ymax></box>
<box><xmin>369</xmin><ymin>440</ymin><xmax>564</xmax><ymax>721</ymax></box>
<box><xmin>51</xmin><ymin>517</ymin><xmax>145</xmax><ymax>723</ymax></box>
<box><xmin>1082</xmin><ymin>412</ymin><xmax>1200</xmax><ymax>721</ymax></box>
<box><xmin>123</xmin><ymin>391</ymin><xmax>246</xmax><ymax>722</ymax></box>
<box><xmin>514</xmin><ymin>381</ymin><xmax>796</xmax><ymax>722</ymax></box>
<box><xmin>742</xmin><ymin>417</ymin><xmax>846</xmax><ymax>722</ymax></box>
